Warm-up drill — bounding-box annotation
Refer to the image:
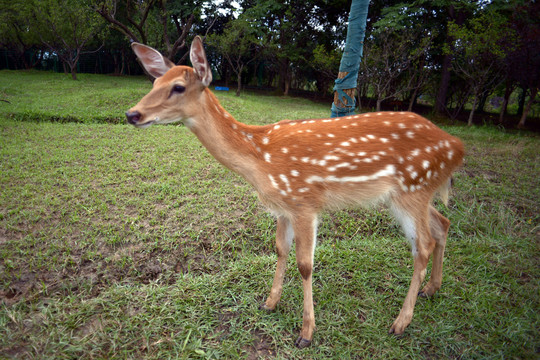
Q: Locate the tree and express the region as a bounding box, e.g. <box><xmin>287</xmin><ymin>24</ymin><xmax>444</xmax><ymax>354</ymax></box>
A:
<box><xmin>0</xmin><ymin>0</ymin><xmax>43</xmax><ymax>69</ymax></box>
<box><xmin>503</xmin><ymin>1</ymin><xmax>540</xmax><ymax>128</ymax></box>
<box><xmin>35</xmin><ymin>0</ymin><xmax>106</xmax><ymax>80</ymax></box>
<box><xmin>447</xmin><ymin>10</ymin><xmax>515</xmax><ymax>125</ymax></box>
<box><xmin>361</xmin><ymin>26</ymin><xmax>433</xmax><ymax>112</ymax></box>
<box><xmin>311</xmin><ymin>44</ymin><xmax>341</xmax><ymax>95</ymax></box>
<box><xmin>95</xmin><ymin>0</ymin><xmax>206</xmax><ymax>63</ymax></box>
<box><xmin>207</xmin><ymin>16</ymin><xmax>263</xmax><ymax>96</ymax></box>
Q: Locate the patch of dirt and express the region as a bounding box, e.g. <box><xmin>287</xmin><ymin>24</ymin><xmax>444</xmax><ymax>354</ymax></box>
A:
<box><xmin>0</xmin><ymin>236</ymin><xmax>226</xmax><ymax>307</ymax></box>
<box><xmin>246</xmin><ymin>329</ymin><xmax>276</xmax><ymax>360</ymax></box>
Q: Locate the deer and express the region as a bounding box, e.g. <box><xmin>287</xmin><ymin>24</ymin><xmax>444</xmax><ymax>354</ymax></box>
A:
<box><xmin>125</xmin><ymin>36</ymin><xmax>465</xmax><ymax>348</ymax></box>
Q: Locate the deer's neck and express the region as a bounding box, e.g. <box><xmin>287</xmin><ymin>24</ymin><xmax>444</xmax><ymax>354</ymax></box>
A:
<box><xmin>185</xmin><ymin>90</ymin><xmax>265</xmax><ymax>186</ymax></box>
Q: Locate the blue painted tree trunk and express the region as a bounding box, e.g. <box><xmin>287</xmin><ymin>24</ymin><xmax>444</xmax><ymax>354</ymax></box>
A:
<box><xmin>331</xmin><ymin>0</ymin><xmax>370</xmax><ymax>117</ymax></box>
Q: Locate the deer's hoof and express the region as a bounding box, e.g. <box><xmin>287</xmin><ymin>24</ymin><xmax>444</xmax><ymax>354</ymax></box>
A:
<box><xmin>259</xmin><ymin>303</ymin><xmax>274</xmax><ymax>312</ymax></box>
<box><xmin>295</xmin><ymin>336</ymin><xmax>312</xmax><ymax>349</ymax></box>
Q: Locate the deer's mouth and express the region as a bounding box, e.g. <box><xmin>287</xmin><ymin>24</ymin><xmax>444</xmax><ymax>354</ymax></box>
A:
<box><xmin>134</xmin><ymin>120</ymin><xmax>156</xmax><ymax>128</ymax></box>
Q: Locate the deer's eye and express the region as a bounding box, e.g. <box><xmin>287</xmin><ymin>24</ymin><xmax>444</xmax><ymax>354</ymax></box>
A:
<box><xmin>171</xmin><ymin>84</ymin><xmax>186</xmax><ymax>94</ymax></box>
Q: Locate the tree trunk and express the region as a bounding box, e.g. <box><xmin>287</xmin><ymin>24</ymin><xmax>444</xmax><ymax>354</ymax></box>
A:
<box><xmin>408</xmin><ymin>86</ymin><xmax>419</xmax><ymax>112</ymax></box>
<box><xmin>277</xmin><ymin>58</ymin><xmax>290</xmax><ymax>95</ymax></box>
<box><xmin>499</xmin><ymin>80</ymin><xmax>514</xmax><ymax>124</ymax></box>
<box><xmin>477</xmin><ymin>91</ymin><xmax>489</xmax><ymax>114</ymax></box>
<box><xmin>333</xmin><ymin>71</ymin><xmax>356</xmax><ymax>111</ymax></box>
<box><xmin>436</xmin><ymin>4</ymin><xmax>467</xmax><ymax>115</ymax></box>
<box><xmin>467</xmin><ymin>94</ymin><xmax>477</xmax><ymax>126</ymax></box>
<box><xmin>435</xmin><ymin>54</ymin><xmax>452</xmax><ymax>114</ymax></box>
<box><xmin>517</xmin><ymin>86</ymin><xmax>527</xmax><ymax>117</ymax></box>
<box><xmin>518</xmin><ymin>87</ymin><xmax>538</xmax><ymax>129</ymax></box>
<box><xmin>71</xmin><ymin>66</ymin><xmax>77</xmax><ymax>80</ymax></box>
<box><xmin>283</xmin><ymin>77</ymin><xmax>290</xmax><ymax>96</ymax></box>
<box><xmin>236</xmin><ymin>75</ymin><xmax>241</xmax><ymax>97</ymax></box>
<box><xmin>235</xmin><ymin>64</ymin><xmax>243</xmax><ymax>96</ymax></box>
<box><xmin>376</xmin><ymin>98</ymin><xmax>382</xmax><ymax>112</ymax></box>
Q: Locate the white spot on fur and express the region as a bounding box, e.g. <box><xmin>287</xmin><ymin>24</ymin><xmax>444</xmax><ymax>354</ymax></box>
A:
<box><xmin>268</xmin><ymin>175</ymin><xmax>279</xmax><ymax>189</ymax></box>
<box><xmin>422</xmin><ymin>160</ymin><xmax>430</xmax><ymax>169</ymax></box>
<box><xmin>279</xmin><ymin>174</ymin><xmax>292</xmax><ymax>193</ymax></box>
<box><xmin>264</xmin><ymin>153</ymin><xmax>271</xmax><ymax>163</ymax></box>
<box><xmin>305</xmin><ymin>164</ymin><xmax>396</xmax><ymax>184</ymax></box>
<box><xmin>262</xmin><ymin>137</ymin><xmax>269</xmax><ymax>145</ymax></box>
<box><xmin>282</xmin><ymin>147</ymin><xmax>288</xmax><ymax>154</ymax></box>
<box><xmin>291</xmin><ymin>170</ymin><xmax>300</xmax><ymax>177</ymax></box>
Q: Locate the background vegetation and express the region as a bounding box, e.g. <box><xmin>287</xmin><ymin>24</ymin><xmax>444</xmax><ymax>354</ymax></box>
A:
<box><xmin>0</xmin><ymin>71</ymin><xmax>539</xmax><ymax>358</ymax></box>
<box><xmin>0</xmin><ymin>0</ymin><xmax>539</xmax><ymax>127</ymax></box>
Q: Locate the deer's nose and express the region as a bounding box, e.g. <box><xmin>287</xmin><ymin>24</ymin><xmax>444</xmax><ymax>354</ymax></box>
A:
<box><xmin>125</xmin><ymin>110</ymin><xmax>141</xmax><ymax>125</ymax></box>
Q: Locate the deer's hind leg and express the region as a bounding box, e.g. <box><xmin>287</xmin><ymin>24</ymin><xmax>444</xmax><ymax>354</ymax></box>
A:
<box><xmin>419</xmin><ymin>205</ymin><xmax>450</xmax><ymax>297</ymax></box>
<box><xmin>389</xmin><ymin>195</ymin><xmax>436</xmax><ymax>335</ymax></box>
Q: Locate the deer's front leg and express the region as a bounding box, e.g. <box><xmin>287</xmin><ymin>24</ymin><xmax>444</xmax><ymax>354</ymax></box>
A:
<box><xmin>262</xmin><ymin>216</ymin><xmax>293</xmax><ymax>311</ymax></box>
<box><xmin>293</xmin><ymin>214</ymin><xmax>318</xmax><ymax>349</ymax></box>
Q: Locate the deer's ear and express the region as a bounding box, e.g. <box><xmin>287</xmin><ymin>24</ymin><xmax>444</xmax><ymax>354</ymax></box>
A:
<box><xmin>190</xmin><ymin>36</ymin><xmax>212</xmax><ymax>87</ymax></box>
<box><xmin>131</xmin><ymin>42</ymin><xmax>175</xmax><ymax>79</ymax></box>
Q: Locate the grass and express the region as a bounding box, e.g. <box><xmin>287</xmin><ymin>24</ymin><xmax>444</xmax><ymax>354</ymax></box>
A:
<box><xmin>0</xmin><ymin>70</ymin><xmax>539</xmax><ymax>359</ymax></box>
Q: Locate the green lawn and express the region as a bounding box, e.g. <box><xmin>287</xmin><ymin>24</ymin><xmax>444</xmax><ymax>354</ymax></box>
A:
<box><xmin>0</xmin><ymin>70</ymin><xmax>539</xmax><ymax>359</ymax></box>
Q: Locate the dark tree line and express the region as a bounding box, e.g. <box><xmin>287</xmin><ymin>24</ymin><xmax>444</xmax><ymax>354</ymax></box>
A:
<box><xmin>0</xmin><ymin>0</ymin><xmax>538</xmax><ymax>126</ymax></box>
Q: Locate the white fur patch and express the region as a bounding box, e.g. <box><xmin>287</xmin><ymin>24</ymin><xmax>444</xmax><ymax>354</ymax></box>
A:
<box><xmin>305</xmin><ymin>164</ymin><xmax>396</xmax><ymax>184</ymax></box>
<box><xmin>390</xmin><ymin>204</ymin><xmax>418</xmax><ymax>257</ymax></box>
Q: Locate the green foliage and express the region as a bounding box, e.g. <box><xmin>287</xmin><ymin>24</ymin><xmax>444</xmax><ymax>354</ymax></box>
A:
<box><xmin>0</xmin><ymin>0</ymin><xmax>40</xmax><ymax>50</ymax></box>
<box><xmin>446</xmin><ymin>10</ymin><xmax>515</xmax><ymax>60</ymax></box>
<box><xmin>311</xmin><ymin>44</ymin><xmax>341</xmax><ymax>78</ymax></box>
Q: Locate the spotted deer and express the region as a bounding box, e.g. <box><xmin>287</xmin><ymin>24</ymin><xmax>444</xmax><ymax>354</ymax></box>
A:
<box><xmin>126</xmin><ymin>36</ymin><xmax>465</xmax><ymax>348</ymax></box>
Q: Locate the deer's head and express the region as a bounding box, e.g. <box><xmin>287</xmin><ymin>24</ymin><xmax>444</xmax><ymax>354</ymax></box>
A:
<box><xmin>126</xmin><ymin>36</ymin><xmax>212</xmax><ymax>128</ymax></box>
